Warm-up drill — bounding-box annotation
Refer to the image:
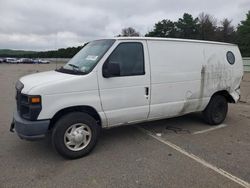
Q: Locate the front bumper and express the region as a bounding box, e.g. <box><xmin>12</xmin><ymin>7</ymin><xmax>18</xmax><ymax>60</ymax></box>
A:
<box><xmin>11</xmin><ymin>111</ymin><xmax>50</xmax><ymax>140</ymax></box>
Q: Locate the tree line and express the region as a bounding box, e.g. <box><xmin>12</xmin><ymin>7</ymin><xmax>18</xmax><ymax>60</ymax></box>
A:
<box><xmin>0</xmin><ymin>46</ymin><xmax>83</xmax><ymax>58</ymax></box>
<box><xmin>121</xmin><ymin>11</ymin><xmax>250</xmax><ymax>57</ymax></box>
<box><xmin>145</xmin><ymin>13</ymin><xmax>236</xmax><ymax>42</ymax></box>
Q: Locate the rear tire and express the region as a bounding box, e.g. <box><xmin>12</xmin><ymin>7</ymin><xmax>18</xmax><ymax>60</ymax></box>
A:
<box><xmin>202</xmin><ymin>95</ymin><xmax>228</xmax><ymax>125</ymax></box>
<box><xmin>52</xmin><ymin>112</ymin><xmax>100</xmax><ymax>159</ymax></box>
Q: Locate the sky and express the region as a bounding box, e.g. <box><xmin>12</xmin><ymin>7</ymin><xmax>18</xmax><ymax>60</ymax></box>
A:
<box><xmin>0</xmin><ymin>0</ymin><xmax>249</xmax><ymax>51</ymax></box>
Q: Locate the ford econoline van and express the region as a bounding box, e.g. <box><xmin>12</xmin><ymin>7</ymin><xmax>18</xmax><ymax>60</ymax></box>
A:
<box><xmin>10</xmin><ymin>37</ymin><xmax>243</xmax><ymax>158</ymax></box>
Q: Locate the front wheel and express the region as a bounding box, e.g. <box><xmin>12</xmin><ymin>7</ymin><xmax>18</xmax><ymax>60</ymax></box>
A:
<box><xmin>202</xmin><ymin>95</ymin><xmax>228</xmax><ymax>125</ymax></box>
<box><xmin>52</xmin><ymin>112</ymin><xmax>100</xmax><ymax>159</ymax></box>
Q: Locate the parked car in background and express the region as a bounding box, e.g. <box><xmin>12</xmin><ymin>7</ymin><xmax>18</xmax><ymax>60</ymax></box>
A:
<box><xmin>20</xmin><ymin>58</ymin><xmax>34</xmax><ymax>64</ymax></box>
<box><xmin>33</xmin><ymin>59</ymin><xmax>39</xmax><ymax>64</ymax></box>
<box><xmin>17</xmin><ymin>58</ymin><xmax>26</xmax><ymax>64</ymax></box>
<box><xmin>6</xmin><ymin>58</ymin><xmax>18</xmax><ymax>64</ymax></box>
<box><xmin>33</xmin><ymin>59</ymin><xmax>50</xmax><ymax>64</ymax></box>
<box><xmin>39</xmin><ymin>59</ymin><xmax>50</xmax><ymax>64</ymax></box>
<box><xmin>0</xmin><ymin>58</ymin><xmax>50</xmax><ymax>64</ymax></box>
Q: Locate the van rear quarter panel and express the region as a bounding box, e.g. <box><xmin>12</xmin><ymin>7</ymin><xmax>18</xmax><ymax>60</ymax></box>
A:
<box><xmin>202</xmin><ymin>44</ymin><xmax>243</xmax><ymax>100</ymax></box>
<box><xmin>147</xmin><ymin>40</ymin><xmax>206</xmax><ymax>119</ymax></box>
<box><xmin>147</xmin><ymin>40</ymin><xmax>242</xmax><ymax>120</ymax></box>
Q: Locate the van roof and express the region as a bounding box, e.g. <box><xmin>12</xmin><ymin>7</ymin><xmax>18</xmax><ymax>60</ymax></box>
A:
<box><xmin>113</xmin><ymin>37</ymin><xmax>236</xmax><ymax>46</ymax></box>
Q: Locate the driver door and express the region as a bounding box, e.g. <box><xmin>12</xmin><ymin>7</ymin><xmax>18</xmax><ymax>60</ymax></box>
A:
<box><xmin>97</xmin><ymin>41</ymin><xmax>150</xmax><ymax>126</ymax></box>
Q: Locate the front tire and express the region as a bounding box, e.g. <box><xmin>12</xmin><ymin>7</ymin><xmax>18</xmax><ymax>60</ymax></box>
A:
<box><xmin>202</xmin><ymin>95</ymin><xmax>228</xmax><ymax>125</ymax></box>
<box><xmin>52</xmin><ymin>112</ymin><xmax>100</xmax><ymax>159</ymax></box>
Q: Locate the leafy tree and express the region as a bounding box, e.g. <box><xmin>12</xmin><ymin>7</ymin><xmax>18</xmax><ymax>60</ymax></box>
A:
<box><xmin>118</xmin><ymin>27</ymin><xmax>140</xmax><ymax>37</ymax></box>
<box><xmin>216</xmin><ymin>18</ymin><xmax>236</xmax><ymax>43</ymax></box>
<box><xmin>237</xmin><ymin>11</ymin><xmax>250</xmax><ymax>57</ymax></box>
<box><xmin>198</xmin><ymin>13</ymin><xmax>217</xmax><ymax>41</ymax></box>
<box><xmin>145</xmin><ymin>13</ymin><xmax>204</xmax><ymax>40</ymax></box>
<box><xmin>176</xmin><ymin>13</ymin><xmax>199</xmax><ymax>39</ymax></box>
<box><xmin>145</xmin><ymin>13</ymin><xmax>240</xmax><ymax>43</ymax></box>
<box><xmin>145</xmin><ymin>19</ymin><xmax>177</xmax><ymax>38</ymax></box>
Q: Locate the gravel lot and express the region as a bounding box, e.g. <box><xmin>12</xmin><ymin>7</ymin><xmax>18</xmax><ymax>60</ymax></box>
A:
<box><xmin>0</xmin><ymin>64</ymin><xmax>250</xmax><ymax>188</ymax></box>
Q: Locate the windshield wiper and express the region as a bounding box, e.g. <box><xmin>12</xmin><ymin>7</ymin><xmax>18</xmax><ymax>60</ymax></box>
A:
<box><xmin>56</xmin><ymin>63</ymin><xmax>87</xmax><ymax>75</ymax></box>
<box><xmin>56</xmin><ymin>66</ymin><xmax>86</xmax><ymax>75</ymax></box>
<box><xmin>68</xmin><ymin>63</ymin><xmax>80</xmax><ymax>70</ymax></box>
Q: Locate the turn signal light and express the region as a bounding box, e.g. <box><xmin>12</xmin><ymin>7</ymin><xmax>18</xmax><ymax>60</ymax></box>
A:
<box><xmin>30</xmin><ymin>96</ymin><xmax>41</xmax><ymax>104</ymax></box>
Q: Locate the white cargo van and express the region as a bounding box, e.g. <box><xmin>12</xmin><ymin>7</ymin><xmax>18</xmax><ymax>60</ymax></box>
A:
<box><xmin>11</xmin><ymin>37</ymin><xmax>243</xmax><ymax>158</ymax></box>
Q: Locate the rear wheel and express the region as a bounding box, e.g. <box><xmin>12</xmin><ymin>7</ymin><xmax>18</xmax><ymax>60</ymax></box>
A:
<box><xmin>202</xmin><ymin>95</ymin><xmax>228</xmax><ymax>125</ymax></box>
<box><xmin>52</xmin><ymin>112</ymin><xmax>100</xmax><ymax>159</ymax></box>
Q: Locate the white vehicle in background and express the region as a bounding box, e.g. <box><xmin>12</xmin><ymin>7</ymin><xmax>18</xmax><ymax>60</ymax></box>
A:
<box><xmin>22</xmin><ymin>58</ymin><xmax>34</xmax><ymax>64</ymax></box>
<box><xmin>33</xmin><ymin>59</ymin><xmax>50</xmax><ymax>64</ymax></box>
<box><xmin>6</xmin><ymin>58</ymin><xmax>18</xmax><ymax>64</ymax></box>
<box><xmin>11</xmin><ymin>37</ymin><xmax>243</xmax><ymax>159</ymax></box>
<box><xmin>39</xmin><ymin>59</ymin><xmax>50</xmax><ymax>64</ymax></box>
<box><xmin>17</xmin><ymin>58</ymin><xmax>27</xmax><ymax>64</ymax></box>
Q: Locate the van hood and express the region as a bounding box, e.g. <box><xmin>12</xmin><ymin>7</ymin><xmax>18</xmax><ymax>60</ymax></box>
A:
<box><xmin>20</xmin><ymin>70</ymin><xmax>75</xmax><ymax>94</ymax></box>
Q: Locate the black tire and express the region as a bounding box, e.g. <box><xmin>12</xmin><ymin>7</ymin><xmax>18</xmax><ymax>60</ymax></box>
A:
<box><xmin>52</xmin><ymin>112</ymin><xmax>100</xmax><ymax>159</ymax></box>
<box><xmin>202</xmin><ymin>95</ymin><xmax>228</xmax><ymax>125</ymax></box>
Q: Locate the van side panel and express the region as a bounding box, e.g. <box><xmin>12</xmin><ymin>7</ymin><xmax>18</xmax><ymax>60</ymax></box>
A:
<box><xmin>147</xmin><ymin>40</ymin><xmax>207</xmax><ymax>119</ymax></box>
<box><xmin>203</xmin><ymin>44</ymin><xmax>243</xmax><ymax>102</ymax></box>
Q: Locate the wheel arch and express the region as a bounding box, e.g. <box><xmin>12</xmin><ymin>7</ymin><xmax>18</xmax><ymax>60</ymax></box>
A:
<box><xmin>49</xmin><ymin>105</ymin><xmax>102</xmax><ymax>130</ymax></box>
<box><xmin>211</xmin><ymin>90</ymin><xmax>235</xmax><ymax>103</ymax></box>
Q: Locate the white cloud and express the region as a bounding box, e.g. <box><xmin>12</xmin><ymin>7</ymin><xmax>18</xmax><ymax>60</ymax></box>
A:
<box><xmin>0</xmin><ymin>0</ymin><xmax>249</xmax><ymax>50</ymax></box>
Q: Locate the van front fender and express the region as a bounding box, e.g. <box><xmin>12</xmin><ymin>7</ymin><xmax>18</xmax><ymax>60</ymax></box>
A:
<box><xmin>37</xmin><ymin>91</ymin><xmax>108</xmax><ymax>127</ymax></box>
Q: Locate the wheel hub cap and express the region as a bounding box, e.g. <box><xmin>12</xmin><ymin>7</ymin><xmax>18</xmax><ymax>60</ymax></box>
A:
<box><xmin>72</xmin><ymin>129</ymin><xmax>84</xmax><ymax>143</ymax></box>
<box><xmin>64</xmin><ymin>123</ymin><xmax>92</xmax><ymax>151</ymax></box>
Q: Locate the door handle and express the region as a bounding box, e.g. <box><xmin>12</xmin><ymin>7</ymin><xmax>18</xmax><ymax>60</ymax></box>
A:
<box><xmin>145</xmin><ymin>87</ymin><xmax>149</xmax><ymax>99</ymax></box>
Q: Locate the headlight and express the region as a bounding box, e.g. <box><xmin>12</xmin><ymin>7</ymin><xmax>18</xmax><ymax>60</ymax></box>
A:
<box><xmin>17</xmin><ymin>94</ymin><xmax>42</xmax><ymax>120</ymax></box>
<box><xmin>15</xmin><ymin>80</ymin><xmax>42</xmax><ymax>120</ymax></box>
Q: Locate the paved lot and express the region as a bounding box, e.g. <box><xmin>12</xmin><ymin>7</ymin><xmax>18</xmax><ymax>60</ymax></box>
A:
<box><xmin>0</xmin><ymin>64</ymin><xmax>250</xmax><ymax>188</ymax></box>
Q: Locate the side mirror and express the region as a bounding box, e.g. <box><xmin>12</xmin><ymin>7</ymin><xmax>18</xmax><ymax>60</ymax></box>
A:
<box><xmin>103</xmin><ymin>62</ymin><xmax>120</xmax><ymax>78</ymax></box>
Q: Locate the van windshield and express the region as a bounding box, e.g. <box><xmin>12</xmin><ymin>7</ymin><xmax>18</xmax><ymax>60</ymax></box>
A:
<box><xmin>58</xmin><ymin>39</ymin><xmax>115</xmax><ymax>75</ymax></box>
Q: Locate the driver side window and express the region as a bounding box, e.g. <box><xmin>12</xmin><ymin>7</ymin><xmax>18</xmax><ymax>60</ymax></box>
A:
<box><xmin>104</xmin><ymin>42</ymin><xmax>145</xmax><ymax>77</ymax></box>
